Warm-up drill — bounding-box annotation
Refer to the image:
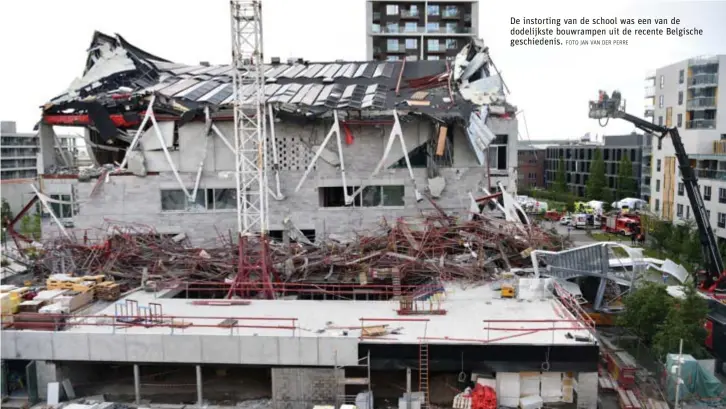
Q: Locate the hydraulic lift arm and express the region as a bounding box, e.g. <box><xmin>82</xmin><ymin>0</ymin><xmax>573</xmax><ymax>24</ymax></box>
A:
<box><xmin>589</xmin><ymin>90</ymin><xmax>725</xmax><ymax>284</ymax></box>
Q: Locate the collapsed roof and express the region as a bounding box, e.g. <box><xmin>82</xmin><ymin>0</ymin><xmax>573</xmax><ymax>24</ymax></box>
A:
<box><xmin>41</xmin><ymin>31</ymin><xmax>515</xmax><ymax>162</ymax></box>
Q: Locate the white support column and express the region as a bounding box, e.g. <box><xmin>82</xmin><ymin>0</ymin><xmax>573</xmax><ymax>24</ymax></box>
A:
<box><xmin>196</xmin><ymin>365</ymin><xmax>203</xmax><ymax>407</ymax></box>
<box><xmin>348</xmin><ymin>110</ymin><xmax>421</xmax><ymax>204</ymax></box>
<box><xmin>118</xmin><ymin>95</ymin><xmax>156</xmax><ymax>170</ymax></box>
<box><xmin>295</xmin><ymin>110</ymin><xmax>349</xmax><ymax>201</ymax></box>
<box><xmin>268</xmin><ymin>104</ymin><xmax>284</xmax><ymax>200</ymax></box>
<box><xmin>133</xmin><ymin>364</ymin><xmax>141</xmax><ymax>404</ymax></box>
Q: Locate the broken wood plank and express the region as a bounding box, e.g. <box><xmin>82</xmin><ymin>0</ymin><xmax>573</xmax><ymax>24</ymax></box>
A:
<box><xmin>436</xmin><ymin>125</ymin><xmax>448</xmax><ymax>156</ymax></box>
<box><xmin>218</xmin><ymin>318</ymin><xmax>239</xmax><ymax>328</ymax></box>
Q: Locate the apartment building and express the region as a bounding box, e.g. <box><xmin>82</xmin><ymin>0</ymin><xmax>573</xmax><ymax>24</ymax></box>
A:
<box><xmin>647</xmin><ymin>55</ymin><xmax>726</xmax><ymax>240</ymax></box>
<box><xmin>544</xmin><ymin>134</ymin><xmax>643</xmax><ymax>199</ymax></box>
<box><xmin>517</xmin><ymin>144</ymin><xmax>546</xmax><ymax>189</ymax></box>
<box><xmin>365</xmin><ymin>0</ymin><xmax>479</xmax><ymax>61</ymax></box>
<box><xmin>1</xmin><ymin>121</ymin><xmax>39</xmax><ymax>181</ymax></box>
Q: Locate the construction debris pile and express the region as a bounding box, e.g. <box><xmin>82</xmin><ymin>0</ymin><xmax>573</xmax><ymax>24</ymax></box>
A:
<box><xmin>29</xmin><ymin>213</ymin><xmax>568</xmax><ymax>290</ymax></box>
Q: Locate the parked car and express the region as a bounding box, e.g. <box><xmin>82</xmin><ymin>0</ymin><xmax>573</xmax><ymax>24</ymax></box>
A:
<box><xmin>559</xmin><ymin>216</ymin><xmax>572</xmax><ymax>225</ymax></box>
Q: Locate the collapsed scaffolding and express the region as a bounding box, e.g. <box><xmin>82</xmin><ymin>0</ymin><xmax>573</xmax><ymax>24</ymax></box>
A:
<box><xmin>29</xmin><ymin>207</ymin><xmax>569</xmax><ymax>296</ymax></box>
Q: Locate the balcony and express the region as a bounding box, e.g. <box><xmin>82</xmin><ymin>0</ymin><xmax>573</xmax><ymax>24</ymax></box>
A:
<box><xmin>696</xmin><ymin>168</ymin><xmax>726</xmax><ymax>181</ymax></box>
<box><xmin>687</xmin><ymin>119</ymin><xmax>717</xmax><ymax>129</ymax></box>
<box><xmin>687</xmin><ymin>97</ymin><xmax>717</xmax><ymax>110</ymax></box>
<box><xmin>644</xmin><ymin>85</ymin><xmax>655</xmax><ymax>97</ymax></box>
<box><xmin>372</xmin><ymin>12</ymin><xmax>381</xmax><ymax>21</ymax></box>
<box><xmin>689</xmin><ymin>55</ymin><xmax>720</xmax><ymax>66</ymax></box>
<box><xmin>688</xmin><ymin>74</ymin><xmax>719</xmax><ymax>87</ymax></box>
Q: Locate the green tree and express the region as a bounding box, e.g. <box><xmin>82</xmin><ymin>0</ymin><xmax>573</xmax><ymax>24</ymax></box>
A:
<box><xmin>0</xmin><ymin>198</ymin><xmax>11</xmax><ymax>243</ymax></box>
<box><xmin>586</xmin><ymin>148</ymin><xmax>607</xmax><ymax>200</ymax></box>
<box><xmin>555</xmin><ymin>157</ymin><xmax>568</xmax><ymax>193</ymax></box>
<box><xmin>617</xmin><ymin>282</ymin><xmax>673</xmax><ymax>345</ymax></box>
<box><xmin>653</xmin><ymin>284</ymin><xmax>709</xmax><ymax>358</ymax></box>
<box><xmin>616</xmin><ymin>156</ymin><xmax>637</xmax><ymax>200</ymax></box>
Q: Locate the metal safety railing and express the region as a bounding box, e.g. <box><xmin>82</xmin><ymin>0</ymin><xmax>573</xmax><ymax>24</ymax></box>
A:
<box><xmin>156</xmin><ymin>281</ymin><xmax>443</xmax><ymax>300</ymax></box>
<box><xmin>2</xmin><ymin>312</ymin><xmax>298</xmax><ymax>336</ymax></box>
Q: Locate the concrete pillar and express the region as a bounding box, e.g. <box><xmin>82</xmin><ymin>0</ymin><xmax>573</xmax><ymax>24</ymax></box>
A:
<box><xmin>36</xmin><ymin>361</ymin><xmax>62</xmax><ymax>400</ymax></box>
<box><xmin>576</xmin><ymin>372</ymin><xmax>598</xmax><ymax>409</ymax></box>
<box><xmin>133</xmin><ymin>364</ymin><xmax>141</xmax><ymax>404</ymax></box>
<box><xmin>196</xmin><ymin>365</ymin><xmax>203</xmax><ymax>407</ymax></box>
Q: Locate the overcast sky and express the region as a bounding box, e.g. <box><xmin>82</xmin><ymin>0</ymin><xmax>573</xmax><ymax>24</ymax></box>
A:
<box><xmin>1</xmin><ymin>0</ymin><xmax>724</xmax><ymax>140</ymax></box>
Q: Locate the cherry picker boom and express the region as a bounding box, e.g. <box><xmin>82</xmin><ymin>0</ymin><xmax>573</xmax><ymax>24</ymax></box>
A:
<box><xmin>588</xmin><ymin>90</ymin><xmax>726</xmax><ymax>292</ymax></box>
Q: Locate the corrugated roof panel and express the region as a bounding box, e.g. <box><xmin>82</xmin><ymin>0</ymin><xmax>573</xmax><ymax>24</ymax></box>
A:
<box><xmin>372</xmin><ymin>63</ymin><xmax>386</xmax><ymax>78</ymax></box>
<box><xmin>316</xmin><ymin>64</ymin><xmax>341</xmax><ymax>78</ymax></box>
<box><xmin>189</xmin><ymin>66</ymin><xmax>218</xmax><ymax>75</ymax></box>
<box><xmin>299</xmin><ymin>64</ymin><xmax>325</xmax><ymax>78</ymax></box>
<box><xmin>205</xmin><ymin>66</ymin><xmax>233</xmax><ymax>76</ymax></box>
<box><xmin>266</xmin><ymin>64</ymin><xmax>291</xmax><ymax>79</ymax></box>
<box><xmin>336</xmin><ymin>84</ymin><xmax>358</xmax><ymax>108</ymax></box>
<box><xmin>301</xmin><ymin>84</ymin><xmax>324</xmax><ymax>106</ymax></box>
<box><xmin>332</xmin><ymin>64</ymin><xmax>350</xmax><ymax>78</ymax></box>
<box><xmin>365</xmin><ymin>84</ymin><xmax>379</xmax><ymax>95</ymax></box>
<box><xmin>146</xmin><ymin>78</ymin><xmax>180</xmax><ymax>93</ymax></box>
<box><xmin>324</xmin><ymin>84</ymin><xmax>346</xmax><ymax>108</ymax></box>
<box><xmin>159</xmin><ymin>79</ymin><xmax>200</xmax><ymax>96</ymax></box>
<box><xmin>268</xmin><ymin>84</ymin><xmax>291</xmax><ymax>103</ymax></box>
<box><xmin>170</xmin><ymin>65</ymin><xmax>203</xmax><ymax>75</ymax></box>
<box><xmin>360</xmin><ymin>94</ymin><xmax>376</xmax><ymax>109</ymax></box>
<box><xmin>221</xmin><ymin>93</ymin><xmax>236</xmax><ymax>105</ymax></box>
<box><xmin>353</xmin><ymin>63</ymin><xmax>369</xmax><ymax>78</ymax></box>
<box><xmin>360</xmin><ymin>64</ymin><xmax>376</xmax><ymax>78</ymax></box>
<box><xmin>381</xmin><ymin>62</ymin><xmax>395</xmax><ymax>78</ymax></box>
<box><xmin>184</xmin><ymin>81</ymin><xmax>222</xmax><ymax>101</ymax></box>
<box><xmin>278</xmin><ymin>65</ymin><xmax>306</xmax><ymax>79</ymax></box>
<box><xmin>265</xmin><ymin>84</ymin><xmax>282</xmax><ymax>98</ymax></box>
<box><xmin>174</xmin><ymin>81</ymin><xmax>207</xmax><ymax>98</ymax></box>
<box><xmin>313</xmin><ymin>84</ymin><xmax>335</xmax><ymax>106</ymax></box>
<box><xmin>341</xmin><ymin>63</ymin><xmax>358</xmax><ymax>78</ymax></box>
<box><xmin>239</xmin><ymin>83</ymin><xmax>259</xmax><ymax>99</ymax></box>
<box><xmin>289</xmin><ymin>83</ymin><xmax>314</xmax><ymax>105</ymax></box>
<box><xmin>277</xmin><ymin>83</ymin><xmax>302</xmax><ymax>103</ymax></box>
<box><xmin>197</xmin><ymin>84</ymin><xmax>232</xmax><ymax>104</ymax></box>
<box><xmin>348</xmin><ymin>85</ymin><xmax>367</xmax><ymax>109</ymax></box>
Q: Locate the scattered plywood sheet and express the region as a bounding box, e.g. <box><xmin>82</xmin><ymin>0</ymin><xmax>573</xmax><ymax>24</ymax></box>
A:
<box><xmin>410</xmin><ymin>91</ymin><xmax>429</xmax><ymax>100</ymax></box>
<box><xmin>407</xmin><ymin>100</ymin><xmax>431</xmax><ymax>106</ymax></box>
<box><xmin>361</xmin><ymin>324</ymin><xmax>388</xmax><ymax>337</ymax></box>
<box><xmin>436</xmin><ymin>125</ymin><xmax>448</xmax><ymax>156</ymax></box>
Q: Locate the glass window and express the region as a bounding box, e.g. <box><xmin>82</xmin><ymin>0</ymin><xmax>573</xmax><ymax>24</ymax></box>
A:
<box><xmin>678</xmin><ymin>91</ymin><xmax>683</xmax><ymax>105</ymax></box>
<box><xmin>658</xmin><ymin>95</ymin><xmax>664</xmax><ymax>107</ymax></box>
<box><xmin>679</xmin><ymin>69</ymin><xmax>684</xmax><ymax>84</ymax></box>
<box><xmin>404</xmin><ymin>22</ymin><xmax>417</xmax><ymax>33</ymax></box>
<box><xmin>428</xmin><ymin>55</ymin><xmax>440</xmax><ymax>61</ymax></box>
<box><xmin>161</xmin><ymin>189</ymin><xmax>188</xmax><ymax>211</ymax></box>
<box><xmin>659</xmin><ymin>74</ymin><xmax>664</xmax><ymax>89</ymax></box>
<box><xmin>386</xmin><ymin>4</ymin><xmax>399</xmax><ymax>15</ymax></box>
<box><xmin>405</xmin><ymin>55</ymin><xmax>418</xmax><ymax>61</ymax></box>
<box><xmin>446</xmin><ymin>39</ymin><xmax>458</xmax><ymax>49</ymax></box>
<box><xmin>387</xmin><ymin>39</ymin><xmax>399</xmax><ymax>51</ymax></box>
<box><xmin>445</xmin><ymin>22</ymin><xmax>458</xmax><ymax>33</ymax></box>
<box><xmin>207</xmin><ymin>189</ymin><xmax>236</xmax><ymax>210</ymax></box>
<box><xmin>443</xmin><ymin>5</ymin><xmax>459</xmax><ymax>17</ymax></box>
<box><xmin>386</xmin><ymin>23</ymin><xmax>398</xmax><ymax>33</ymax></box>
<box><xmin>427</xmin><ymin>5</ymin><xmax>439</xmax><ymax>15</ymax></box>
<box><xmin>677</xmin><ymin>113</ymin><xmax>683</xmax><ymax>127</ymax></box>
<box><xmin>371</xmin><ymin>24</ymin><xmax>381</xmax><ymax>33</ymax></box>
<box><xmin>382</xmin><ymin>186</ymin><xmax>405</xmax><ymax>206</ymax></box>
<box><xmin>428</xmin><ymin>39</ymin><xmax>440</xmax><ymax>51</ymax></box>
<box><xmin>405</xmin><ymin>38</ymin><xmax>418</xmax><ymax>49</ymax></box>
<box><xmin>361</xmin><ymin>186</ymin><xmax>382</xmax><ymax>207</ymax></box>
<box><xmin>387</xmin><ymin>55</ymin><xmax>400</xmax><ymax>61</ymax></box>
<box><xmin>426</xmin><ymin>22</ymin><xmax>439</xmax><ymax>32</ymax></box>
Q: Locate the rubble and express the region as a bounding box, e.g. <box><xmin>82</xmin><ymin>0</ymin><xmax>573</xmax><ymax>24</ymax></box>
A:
<box><xmin>29</xmin><ymin>210</ymin><xmax>568</xmax><ymax>291</ymax></box>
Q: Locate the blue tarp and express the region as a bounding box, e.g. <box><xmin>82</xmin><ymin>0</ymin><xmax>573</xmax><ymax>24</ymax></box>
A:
<box><xmin>664</xmin><ymin>354</ymin><xmax>726</xmax><ymax>406</ymax></box>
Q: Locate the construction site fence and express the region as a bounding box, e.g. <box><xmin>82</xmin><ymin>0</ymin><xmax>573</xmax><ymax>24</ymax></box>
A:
<box><xmin>157</xmin><ymin>281</ymin><xmax>445</xmax><ymax>299</ymax></box>
<box><xmin>2</xmin><ymin>313</ymin><xmax>299</xmax><ymax>336</ymax></box>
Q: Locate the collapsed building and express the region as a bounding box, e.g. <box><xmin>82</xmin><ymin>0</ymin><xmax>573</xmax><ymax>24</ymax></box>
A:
<box><xmin>34</xmin><ymin>32</ymin><xmax>518</xmax><ymax>246</ymax></box>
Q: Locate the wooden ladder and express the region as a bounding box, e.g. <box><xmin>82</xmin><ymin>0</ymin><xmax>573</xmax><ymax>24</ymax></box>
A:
<box><xmin>419</xmin><ymin>342</ymin><xmax>430</xmax><ymax>409</ymax></box>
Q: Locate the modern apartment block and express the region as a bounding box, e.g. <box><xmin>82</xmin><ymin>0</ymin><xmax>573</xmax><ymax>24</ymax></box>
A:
<box><xmin>517</xmin><ymin>144</ymin><xmax>546</xmax><ymax>189</ymax></box>
<box><xmin>365</xmin><ymin>0</ymin><xmax>479</xmax><ymax>61</ymax></box>
<box><xmin>647</xmin><ymin>55</ymin><xmax>726</xmax><ymax>240</ymax></box>
<box><xmin>544</xmin><ymin>134</ymin><xmax>643</xmax><ymax>199</ymax></box>
<box><xmin>1</xmin><ymin>121</ymin><xmax>39</xmax><ymax>181</ymax></box>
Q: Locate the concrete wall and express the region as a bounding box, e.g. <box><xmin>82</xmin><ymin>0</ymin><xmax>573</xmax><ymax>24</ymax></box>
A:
<box><xmin>0</xmin><ymin>183</ymin><xmax>36</xmax><ymax>215</ymax></box>
<box><xmin>40</xmin><ymin>116</ymin><xmax>518</xmax><ymax>245</ymax></box>
<box><xmin>271</xmin><ymin>367</ymin><xmax>344</xmax><ymax>409</ymax></box>
<box><xmin>1</xmin><ymin>331</ymin><xmax>360</xmax><ymax>367</ymax></box>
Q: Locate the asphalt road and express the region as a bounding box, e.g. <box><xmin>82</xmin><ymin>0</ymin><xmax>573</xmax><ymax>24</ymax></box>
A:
<box><xmin>539</xmin><ymin>220</ymin><xmax>597</xmax><ymax>247</ymax></box>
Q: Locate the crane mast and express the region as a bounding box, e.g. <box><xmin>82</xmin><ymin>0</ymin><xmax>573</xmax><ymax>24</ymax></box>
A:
<box><xmin>228</xmin><ymin>0</ymin><xmax>274</xmax><ymax>298</ymax></box>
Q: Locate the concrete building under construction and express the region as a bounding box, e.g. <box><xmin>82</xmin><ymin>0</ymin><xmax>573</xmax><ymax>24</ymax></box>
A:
<box><xmin>2</xmin><ymin>12</ymin><xmax>602</xmax><ymax>409</ymax></box>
